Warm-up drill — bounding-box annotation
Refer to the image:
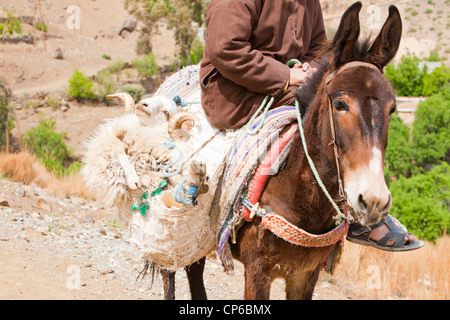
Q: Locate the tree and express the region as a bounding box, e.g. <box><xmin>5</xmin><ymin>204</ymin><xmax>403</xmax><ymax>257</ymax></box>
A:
<box><xmin>422</xmin><ymin>64</ymin><xmax>450</xmax><ymax>97</ymax></box>
<box><xmin>124</xmin><ymin>0</ymin><xmax>208</xmax><ymax>63</ymax></box>
<box><xmin>389</xmin><ymin>163</ymin><xmax>450</xmax><ymax>242</ymax></box>
<box><xmin>384</xmin><ymin>55</ymin><xmax>427</xmax><ymax>96</ymax></box>
<box><xmin>0</xmin><ymin>78</ymin><xmax>13</xmax><ymax>151</ymax></box>
<box><xmin>412</xmin><ymin>89</ymin><xmax>450</xmax><ymax>171</ymax></box>
<box><xmin>384</xmin><ymin>113</ymin><xmax>413</xmax><ymax>181</ymax></box>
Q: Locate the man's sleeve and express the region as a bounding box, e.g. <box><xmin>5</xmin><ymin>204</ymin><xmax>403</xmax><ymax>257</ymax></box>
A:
<box><xmin>303</xmin><ymin>0</ymin><xmax>328</xmax><ymax>63</ymax></box>
<box><xmin>205</xmin><ymin>2</ymin><xmax>290</xmax><ymax>97</ymax></box>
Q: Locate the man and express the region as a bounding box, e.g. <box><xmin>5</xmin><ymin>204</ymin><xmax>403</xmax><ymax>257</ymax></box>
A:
<box><xmin>200</xmin><ymin>0</ymin><xmax>423</xmax><ymax>251</ymax></box>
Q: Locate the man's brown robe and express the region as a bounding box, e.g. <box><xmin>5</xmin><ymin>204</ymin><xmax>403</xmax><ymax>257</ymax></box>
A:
<box><xmin>200</xmin><ymin>0</ymin><xmax>327</xmax><ymax>129</ymax></box>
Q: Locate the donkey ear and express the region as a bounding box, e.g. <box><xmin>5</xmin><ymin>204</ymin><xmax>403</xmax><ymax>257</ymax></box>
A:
<box><xmin>367</xmin><ymin>5</ymin><xmax>402</xmax><ymax>70</ymax></box>
<box><xmin>331</xmin><ymin>2</ymin><xmax>362</xmax><ymax>69</ymax></box>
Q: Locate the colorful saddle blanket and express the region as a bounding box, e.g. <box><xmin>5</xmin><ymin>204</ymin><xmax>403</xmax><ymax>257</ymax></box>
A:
<box><xmin>217</xmin><ymin>106</ymin><xmax>299</xmax><ymax>273</ymax></box>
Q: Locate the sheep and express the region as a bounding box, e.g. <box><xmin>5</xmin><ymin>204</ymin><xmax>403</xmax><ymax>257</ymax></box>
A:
<box><xmin>81</xmin><ymin>92</ymin><xmax>206</xmax><ymax>209</ymax></box>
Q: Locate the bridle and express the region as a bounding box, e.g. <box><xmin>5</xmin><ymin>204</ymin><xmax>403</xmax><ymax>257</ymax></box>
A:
<box><xmin>324</xmin><ymin>61</ymin><xmax>382</xmax><ymax>204</ymax></box>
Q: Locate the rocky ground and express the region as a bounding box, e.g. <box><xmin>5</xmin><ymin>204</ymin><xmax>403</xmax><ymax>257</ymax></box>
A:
<box><xmin>0</xmin><ymin>178</ymin><xmax>351</xmax><ymax>300</ymax></box>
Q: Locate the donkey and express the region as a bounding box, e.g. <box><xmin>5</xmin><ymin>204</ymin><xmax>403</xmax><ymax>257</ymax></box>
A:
<box><xmin>161</xmin><ymin>2</ymin><xmax>402</xmax><ymax>299</ymax></box>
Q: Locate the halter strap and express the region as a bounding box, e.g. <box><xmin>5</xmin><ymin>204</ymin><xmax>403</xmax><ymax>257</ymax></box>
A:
<box><xmin>326</xmin><ymin>61</ymin><xmax>381</xmax><ymax>84</ymax></box>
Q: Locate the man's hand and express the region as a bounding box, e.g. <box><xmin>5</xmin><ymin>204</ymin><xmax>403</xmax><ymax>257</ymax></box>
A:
<box><xmin>289</xmin><ymin>62</ymin><xmax>315</xmax><ymax>87</ymax></box>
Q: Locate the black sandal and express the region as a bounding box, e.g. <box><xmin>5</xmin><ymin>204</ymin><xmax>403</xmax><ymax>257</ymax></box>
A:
<box><xmin>346</xmin><ymin>215</ymin><xmax>424</xmax><ymax>252</ymax></box>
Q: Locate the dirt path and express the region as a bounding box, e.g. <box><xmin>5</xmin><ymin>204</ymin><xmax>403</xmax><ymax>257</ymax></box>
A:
<box><xmin>0</xmin><ymin>178</ymin><xmax>352</xmax><ymax>300</ymax></box>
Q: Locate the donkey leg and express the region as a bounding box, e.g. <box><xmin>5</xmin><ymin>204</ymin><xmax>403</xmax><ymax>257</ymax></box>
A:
<box><xmin>185</xmin><ymin>257</ymin><xmax>207</xmax><ymax>300</ymax></box>
<box><xmin>160</xmin><ymin>269</ymin><xmax>176</xmax><ymax>300</ymax></box>
<box><xmin>285</xmin><ymin>267</ymin><xmax>320</xmax><ymax>300</ymax></box>
<box><xmin>243</xmin><ymin>265</ymin><xmax>271</xmax><ymax>300</ymax></box>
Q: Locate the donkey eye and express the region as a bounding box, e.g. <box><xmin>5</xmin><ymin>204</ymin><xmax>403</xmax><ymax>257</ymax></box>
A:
<box><xmin>333</xmin><ymin>99</ymin><xmax>349</xmax><ymax>111</ymax></box>
<box><xmin>389</xmin><ymin>105</ymin><xmax>397</xmax><ymax>115</ymax></box>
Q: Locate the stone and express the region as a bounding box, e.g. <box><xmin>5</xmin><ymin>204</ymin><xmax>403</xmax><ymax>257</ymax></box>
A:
<box><xmin>0</xmin><ymin>199</ymin><xmax>10</xmax><ymax>207</ymax></box>
<box><xmin>53</xmin><ymin>47</ymin><xmax>64</xmax><ymax>60</ymax></box>
<box><xmin>37</xmin><ymin>198</ymin><xmax>52</xmax><ymax>212</ymax></box>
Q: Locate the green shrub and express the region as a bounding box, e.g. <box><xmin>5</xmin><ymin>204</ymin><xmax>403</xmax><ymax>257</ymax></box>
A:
<box><xmin>3</xmin><ymin>13</ymin><xmax>22</xmax><ymax>36</ymax></box>
<box><xmin>412</xmin><ymin>90</ymin><xmax>450</xmax><ymax>170</ymax></box>
<box><xmin>95</xmin><ymin>69</ymin><xmax>116</xmax><ymax>104</ymax></box>
<box><xmin>189</xmin><ymin>39</ymin><xmax>204</xmax><ymax>65</ymax></box>
<box><xmin>389</xmin><ymin>163</ymin><xmax>450</xmax><ymax>242</ymax></box>
<box><xmin>35</xmin><ymin>21</ymin><xmax>47</xmax><ymax>33</ymax></box>
<box><xmin>108</xmin><ymin>59</ymin><xmax>126</xmax><ymax>75</ymax></box>
<box><xmin>0</xmin><ymin>78</ymin><xmax>13</xmax><ymax>149</ymax></box>
<box><xmin>121</xmin><ymin>84</ymin><xmax>144</xmax><ymax>102</ymax></box>
<box><xmin>424</xmin><ymin>49</ymin><xmax>442</xmax><ymax>62</ymax></box>
<box><xmin>385</xmin><ymin>114</ymin><xmax>413</xmax><ymax>181</ymax></box>
<box><xmin>23</xmin><ymin>117</ymin><xmax>77</xmax><ymax>175</ymax></box>
<box><xmin>385</xmin><ymin>55</ymin><xmax>427</xmax><ymax>96</ymax></box>
<box><xmin>67</xmin><ymin>69</ymin><xmax>96</xmax><ymax>101</ymax></box>
<box><xmin>422</xmin><ymin>64</ymin><xmax>450</xmax><ymax>96</ymax></box>
<box><xmin>132</xmin><ymin>53</ymin><xmax>159</xmax><ymax>79</ymax></box>
<box><xmin>102</xmin><ymin>54</ymin><xmax>111</xmax><ymax>60</ymax></box>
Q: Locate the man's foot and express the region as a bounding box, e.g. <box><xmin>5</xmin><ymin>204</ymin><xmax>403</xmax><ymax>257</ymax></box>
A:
<box><xmin>347</xmin><ymin>215</ymin><xmax>424</xmax><ymax>252</ymax></box>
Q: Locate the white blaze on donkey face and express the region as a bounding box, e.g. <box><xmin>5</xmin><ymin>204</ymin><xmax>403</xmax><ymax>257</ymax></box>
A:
<box><xmin>344</xmin><ymin>146</ymin><xmax>392</xmax><ymax>226</ymax></box>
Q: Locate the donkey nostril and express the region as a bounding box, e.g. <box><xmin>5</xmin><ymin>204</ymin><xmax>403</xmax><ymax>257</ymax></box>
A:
<box><xmin>358</xmin><ymin>194</ymin><xmax>367</xmax><ymax>213</ymax></box>
<box><xmin>382</xmin><ymin>194</ymin><xmax>392</xmax><ymax>213</ymax></box>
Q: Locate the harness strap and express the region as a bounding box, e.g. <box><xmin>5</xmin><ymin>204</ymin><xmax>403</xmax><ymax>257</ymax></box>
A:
<box><xmin>261</xmin><ymin>211</ymin><xmax>349</xmax><ymax>247</ymax></box>
<box><xmin>327</xmin><ymin>96</ymin><xmax>346</xmax><ymax>200</ymax></box>
<box><xmin>325</xmin><ymin>61</ymin><xmax>381</xmax><ymax>84</ymax></box>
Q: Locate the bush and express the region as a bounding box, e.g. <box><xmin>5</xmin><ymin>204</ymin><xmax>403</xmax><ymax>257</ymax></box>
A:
<box><xmin>189</xmin><ymin>38</ymin><xmax>204</xmax><ymax>65</ymax></box>
<box><xmin>23</xmin><ymin>117</ymin><xmax>78</xmax><ymax>175</ymax></box>
<box><xmin>1</xmin><ymin>12</ymin><xmax>22</xmax><ymax>36</ymax></box>
<box><xmin>95</xmin><ymin>69</ymin><xmax>116</xmax><ymax>104</ymax></box>
<box><xmin>121</xmin><ymin>84</ymin><xmax>144</xmax><ymax>102</ymax></box>
<box><xmin>389</xmin><ymin>163</ymin><xmax>450</xmax><ymax>242</ymax></box>
<box><xmin>132</xmin><ymin>53</ymin><xmax>159</xmax><ymax>79</ymax></box>
<box><xmin>0</xmin><ymin>78</ymin><xmax>13</xmax><ymax>149</ymax></box>
<box><xmin>385</xmin><ymin>55</ymin><xmax>427</xmax><ymax>96</ymax></box>
<box><xmin>108</xmin><ymin>59</ymin><xmax>126</xmax><ymax>75</ymax></box>
<box><xmin>411</xmin><ymin>90</ymin><xmax>450</xmax><ymax>171</ymax></box>
<box><xmin>67</xmin><ymin>69</ymin><xmax>96</xmax><ymax>101</ymax></box>
<box><xmin>383</xmin><ymin>90</ymin><xmax>450</xmax><ymax>241</ymax></box>
<box><xmin>422</xmin><ymin>64</ymin><xmax>450</xmax><ymax>96</ymax></box>
<box><xmin>35</xmin><ymin>21</ymin><xmax>47</xmax><ymax>33</ymax></box>
<box><xmin>385</xmin><ymin>113</ymin><xmax>413</xmax><ymax>181</ymax></box>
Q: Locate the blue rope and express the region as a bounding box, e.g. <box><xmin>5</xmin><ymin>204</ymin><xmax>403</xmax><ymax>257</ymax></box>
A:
<box><xmin>162</xmin><ymin>140</ymin><xmax>183</xmax><ymax>177</ymax></box>
<box><xmin>240</xmin><ymin>196</ymin><xmax>265</xmax><ymax>218</ymax></box>
<box><xmin>172</xmin><ymin>95</ymin><xmax>201</xmax><ymax>108</ymax></box>
<box><xmin>174</xmin><ymin>177</ymin><xmax>198</xmax><ymax>205</ymax></box>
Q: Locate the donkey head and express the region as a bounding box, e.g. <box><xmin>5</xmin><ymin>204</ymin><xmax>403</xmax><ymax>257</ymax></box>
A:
<box><xmin>325</xmin><ymin>2</ymin><xmax>402</xmax><ymax>225</ymax></box>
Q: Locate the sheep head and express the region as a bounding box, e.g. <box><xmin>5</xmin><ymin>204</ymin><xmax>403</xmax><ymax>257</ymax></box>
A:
<box><xmin>134</xmin><ymin>96</ymin><xmax>175</xmax><ymax>126</ymax></box>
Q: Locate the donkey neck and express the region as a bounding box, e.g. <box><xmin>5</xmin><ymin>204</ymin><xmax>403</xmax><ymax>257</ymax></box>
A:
<box><xmin>262</xmin><ymin>86</ymin><xmax>340</xmax><ymax>233</ymax></box>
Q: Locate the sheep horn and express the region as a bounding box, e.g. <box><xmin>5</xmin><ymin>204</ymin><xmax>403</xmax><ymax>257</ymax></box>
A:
<box><xmin>106</xmin><ymin>92</ymin><xmax>135</xmax><ymax>114</ymax></box>
<box><xmin>168</xmin><ymin>111</ymin><xmax>200</xmax><ymax>141</ymax></box>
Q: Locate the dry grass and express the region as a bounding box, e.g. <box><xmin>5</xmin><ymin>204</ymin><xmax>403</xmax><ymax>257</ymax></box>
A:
<box><xmin>0</xmin><ymin>150</ymin><xmax>94</xmax><ymax>200</ymax></box>
<box><xmin>332</xmin><ymin>237</ymin><xmax>449</xmax><ymax>299</ymax></box>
